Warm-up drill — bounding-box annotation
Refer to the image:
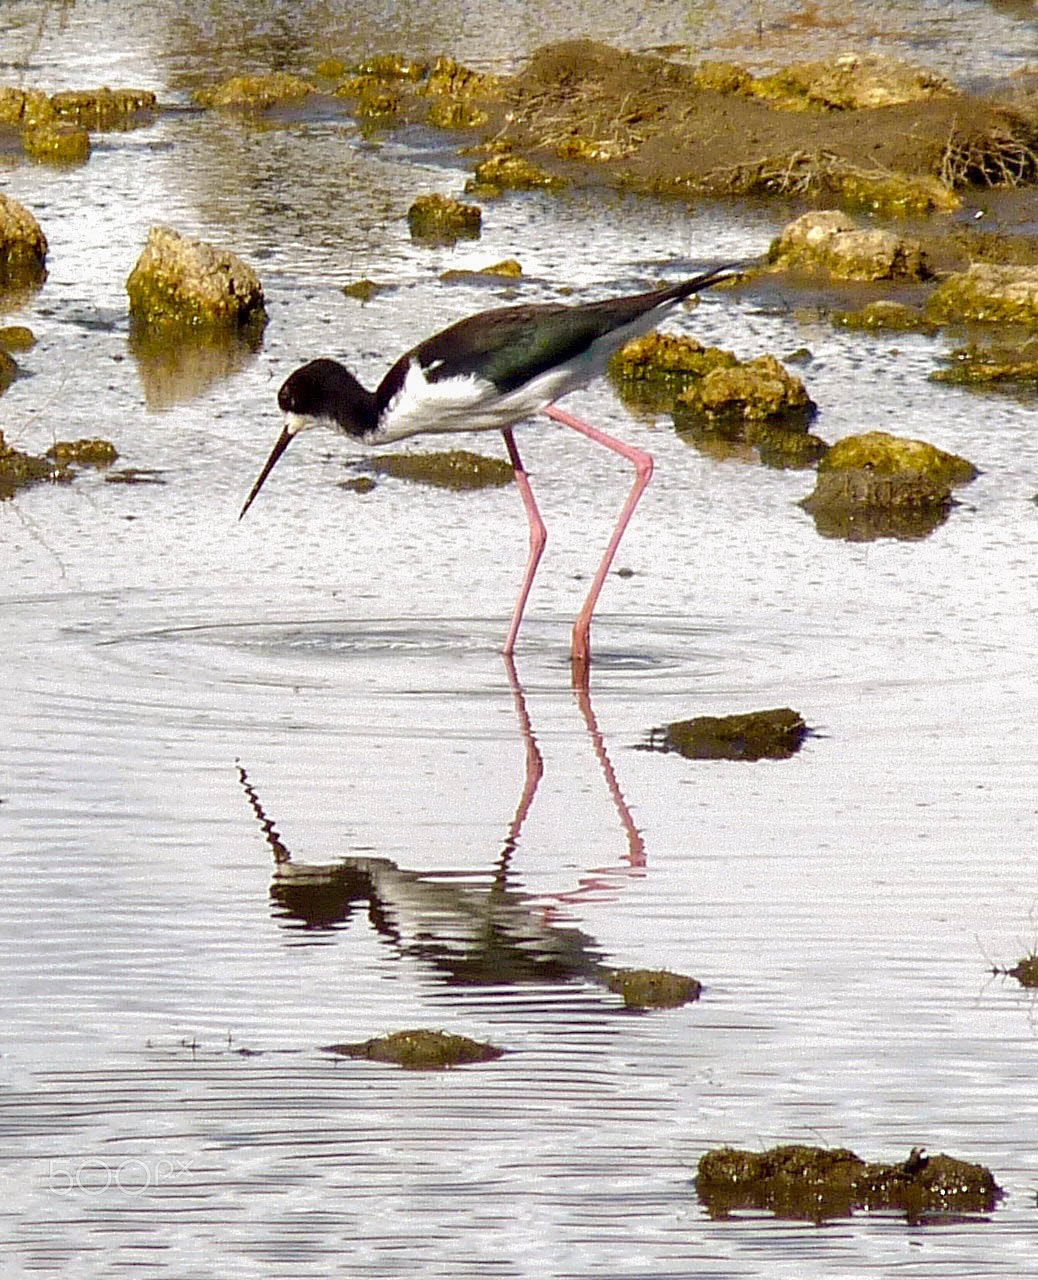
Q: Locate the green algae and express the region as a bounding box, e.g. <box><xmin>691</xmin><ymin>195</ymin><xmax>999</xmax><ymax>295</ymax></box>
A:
<box><xmin>49</xmin><ymin>87</ymin><xmax>156</xmax><ymax>129</ymax></box>
<box><xmin>342</xmin><ymin>278</ymin><xmax>384</xmax><ymax>303</ymax></box>
<box><xmin>321</xmin><ymin>1028</ymin><xmax>503</xmax><ymax>1070</ymax></box>
<box><xmin>819</xmin><ymin>430</ymin><xmax>977</xmax><ymax>486</ymax></box>
<box><xmin>407</xmin><ymin>193</ymin><xmax>482</xmax><ymax>244</ymax></box>
<box><xmin>467</xmin><ymin>153</ymin><xmax>569</xmax><ymax>194</ymax></box>
<box><xmin>364</xmin><ymin>449</ymin><xmax>513</xmax><ymax>491</ymax></box>
<box><xmin>832</xmin><ymin>300</ymin><xmax>938</xmax><ymax>333</ymax></box>
<box><xmin>440</xmin><ymin>258</ymin><xmax>522</xmax><ymax>284</ymax></box>
<box><xmin>194</xmin><ymin>73</ymin><xmax>315</xmax><ymax>111</ymax></box>
<box><xmin>0</xmin><ymin>325</ymin><xmax>36</xmax><ymax>352</ymax></box>
<box><xmin>643</xmin><ymin>708</ymin><xmax>809</xmax><ymax>762</ymax></box>
<box><xmin>696</xmin><ymin>1143</ymin><xmax>1003</xmax><ymax>1224</ymax></box>
<box><xmin>930</xmin><ymin>343</ymin><xmax>1038</xmax><ymax>387</ymax></box>
<box><xmin>605</xmin><ymin>968</ymin><xmax>702</xmax><ymax>1009</ymax></box>
<box><xmin>45</xmin><ymin>438</ymin><xmax>118</xmax><ymax>468</ymax></box>
<box><xmin>0</xmin><ymin>428</ymin><xmax>64</xmax><ymax>499</ymax></box>
<box><xmin>23</xmin><ymin>121</ymin><xmax>91</xmax><ymax>165</ymax></box>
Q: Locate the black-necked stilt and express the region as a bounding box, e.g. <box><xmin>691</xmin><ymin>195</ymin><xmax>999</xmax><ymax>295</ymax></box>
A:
<box><xmin>241</xmin><ymin>264</ymin><xmax>741</xmax><ymax>664</ymax></box>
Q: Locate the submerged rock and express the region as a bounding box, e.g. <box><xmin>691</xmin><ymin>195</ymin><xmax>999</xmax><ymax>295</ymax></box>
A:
<box><xmin>832</xmin><ymin>300</ymin><xmax>938</xmax><ymax>333</ymax></box>
<box><xmin>45</xmin><ymin>439</ymin><xmax>118</xmax><ymax>468</ymax></box>
<box><xmin>769</xmin><ymin>210</ymin><xmax>930</xmax><ymax>281</ymax></box>
<box><xmin>798</xmin><ymin>430</ymin><xmax>976</xmax><ymax>542</ymax></box>
<box><xmin>606</xmin><ymin>968</ymin><xmax>702</xmax><ymax>1009</ymax></box>
<box><xmin>49</xmin><ymin>87</ymin><xmax>156</xmax><ymax>128</ymax></box>
<box><xmin>194</xmin><ymin>73</ymin><xmax>315</xmax><ymax>111</ymax></box>
<box><xmin>407</xmin><ymin>193</ymin><xmax>482</xmax><ymax>244</ymax></box>
<box><xmin>321</xmin><ymin>1028</ymin><xmax>503</xmax><ymax>1069</ymax></box>
<box><xmin>925</xmin><ymin>263</ymin><xmax>1038</xmax><ymax>326</ymax></box>
<box><xmin>126</xmin><ymin>226</ymin><xmax>267</xmax><ymax>333</ymax></box>
<box><xmin>23</xmin><ymin>120</ymin><xmax>91</xmax><ymax>164</ymax></box>
<box><xmin>643</xmin><ymin>708</ymin><xmax>809</xmax><ymax>762</ymax></box>
<box><xmin>930</xmin><ymin>343</ymin><xmax>1038</xmax><ymax>387</ymax></box>
<box><xmin>0</xmin><ymin>428</ymin><xmax>64</xmax><ymax>498</ymax></box>
<box><xmin>696</xmin><ymin>1143</ymin><xmax>1004</xmax><ymax>1223</ymax></box>
<box><xmin>364</xmin><ymin>449</ymin><xmax>513</xmax><ymax>490</ymax></box>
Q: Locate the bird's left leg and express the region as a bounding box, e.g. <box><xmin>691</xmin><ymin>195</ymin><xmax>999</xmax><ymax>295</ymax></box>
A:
<box><xmin>502</xmin><ymin>427</ymin><xmax>547</xmax><ymax>656</ymax></box>
<box><xmin>543</xmin><ymin>404</ymin><xmax>654</xmax><ymax>667</ymax></box>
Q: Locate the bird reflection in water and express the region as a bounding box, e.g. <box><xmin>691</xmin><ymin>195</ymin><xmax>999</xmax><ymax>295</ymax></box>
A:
<box><xmin>237</xmin><ymin>660</ymin><xmax>645</xmax><ymax>990</ymax></box>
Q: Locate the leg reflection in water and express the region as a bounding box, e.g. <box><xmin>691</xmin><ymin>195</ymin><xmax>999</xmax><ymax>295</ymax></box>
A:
<box><xmin>237</xmin><ymin>657</ymin><xmax>648</xmax><ymax>995</ymax></box>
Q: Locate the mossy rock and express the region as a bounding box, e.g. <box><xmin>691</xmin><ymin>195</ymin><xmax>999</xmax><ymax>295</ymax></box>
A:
<box><xmin>610</xmin><ymin>332</ymin><xmax>737</xmax><ymax>384</ymax></box>
<box><xmin>674</xmin><ymin>354</ymin><xmax>817</xmax><ymax>429</ymax></box>
<box><xmin>819</xmin><ymin>430</ymin><xmax>976</xmax><ymax>486</ymax></box>
<box><xmin>0</xmin><ymin>193</ymin><xmax>48</xmax><ymax>283</ymax></box>
<box><xmin>23</xmin><ymin>121</ymin><xmax>91</xmax><ymax>164</ymax></box>
<box><xmin>439</xmin><ymin>259</ymin><xmax>523</xmax><ymax>284</ymax></box>
<box><xmin>644</xmin><ymin>707</ymin><xmax>808</xmax><ymax>762</ymax></box>
<box><xmin>696</xmin><ymin>1143</ymin><xmax>1002</xmax><ymax>1223</ymax></box>
<box><xmin>364</xmin><ymin>449</ymin><xmax>513</xmax><ymax>491</ymax></box>
<box><xmin>343</xmin><ymin>278</ymin><xmax>384</xmax><ymax>302</ymax></box>
<box><xmin>49</xmin><ymin>87</ymin><xmax>156</xmax><ymax>128</ymax></box>
<box><xmin>0</xmin><ymin>350</ymin><xmax>16</xmax><ymax>395</ymax></box>
<box><xmin>467</xmin><ymin>153</ymin><xmax>568</xmax><ymax>192</ymax></box>
<box><xmin>407</xmin><ymin>194</ymin><xmax>481</xmax><ymax>244</ymax></box>
<box><xmin>925</xmin><ymin>263</ymin><xmax>1038</xmax><ymax>327</ymax></box>
<box><xmin>0</xmin><ymin>428</ymin><xmax>65</xmax><ymax>498</ymax></box>
<box><xmin>832</xmin><ymin>300</ymin><xmax>938</xmax><ymax>333</ymax></box>
<box><xmin>45</xmin><ymin>438</ymin><xmax>118</xmax><ymax>468</ymax></box>
<box><xmin>0</xmin><ymin>325</ymin><xmax>36</xmax><ymax>352</ymax></box>
<box><xmin>194</xmin><ymin>73</ymin><xmax>315</xmax><ymax>111</ymax></box>
<box><xmin>606</xmin><ymin>968</ymin><xmax>702</xmax><ymax>1009</ymax></box>
<box><xmin>339</xmin><ymin>475</ymin><xmax>377</xmax><ymax>494</ymax></box>
<box><xmin>0</xmin><ymin>87</ymin><xmax>55</xmax><ymax>128</ymax></box>
<box><xmin>126</xmin><ymin>225</ymin><xmax>267</xmax><ymax>332</ymax></box>
<box><xmin>321</xmin><ymin>1028</ymin><xmax>503</xmax><ymax>1069</ymax></box>
<box><xmin>930</xmin><ymin>344</ymin><xmax>1038</xmax><ymax>387</ymax></box>
<box><xmin>768</xmin><ymin>210</ymin><xmax>930</xmax><ymax>281</ymax></box>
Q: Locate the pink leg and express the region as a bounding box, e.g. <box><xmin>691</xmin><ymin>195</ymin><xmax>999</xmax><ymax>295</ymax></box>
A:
<box><xmin>543</xmin><ymin>404</ymin><xmax>654</xmax><ymax>666</ymax></box>
<box><xmin>502</xmin><ymin>428</ymin><xmax>547</xmax><ymax>656</ymax></box>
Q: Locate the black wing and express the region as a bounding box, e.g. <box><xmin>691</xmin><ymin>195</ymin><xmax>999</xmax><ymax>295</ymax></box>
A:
<box><xmin>373</xmin><ymin>265</ymin><xmax>739</xmax><ymax>410</ymax></box>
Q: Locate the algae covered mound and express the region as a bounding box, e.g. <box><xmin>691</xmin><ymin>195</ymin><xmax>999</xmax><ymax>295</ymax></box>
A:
<box><xmin>925</xmin><ymin>263</ymin><xmax>1038</xmax><ymax>327</ymax></box>
<box><xmin>0</xmin><ymin>193</ymin><xmax>48</xmax><ymax>285</ymax></box>
<box><xmin>696</xmin><ymin>1143</ymin><xmax>1004</xmax><ymax>1223</ymax></box>
<box><xmin>643</xmin><ymin>708</ymin><xmax>809</xmax><ymax>762</ymax></box>
<box><xmin>321</xmin><ymin>1028</ymin><xmax>503</xmax><ymax>1069</ymax></box>
<box><xmin>365</xmin><ymin>449</ymin><xmax>513</xmax><ymax>490</ymax></box>
<box><xmin>407</xmin><ymin>193</ymin><xmax>482</xmax><ymax>244</ymax></box>
<box><xmin>800</xmin><ymin>430</ymin><xmax>977</xmax><ymax>541</ymax></box>
<box><xmin>126</xmin><ymin>225</ymin><xmax>267</xmax><ymax>332</ymax></box>
<box><xmin>605</xmin><ymin>968</ymin><xmax>702</xmax><ymax>1010</ymax></box>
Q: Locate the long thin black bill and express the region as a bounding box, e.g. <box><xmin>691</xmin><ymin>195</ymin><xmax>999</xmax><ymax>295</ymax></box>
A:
<box><xmin>240</xmin><ymin>425</ymin><xmax>293</xmax><ymax>520</ymax></box>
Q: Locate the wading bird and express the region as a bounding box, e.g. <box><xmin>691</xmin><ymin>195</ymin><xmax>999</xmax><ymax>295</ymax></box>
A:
<box><xmin>241</xmin><ymin>264</ymin><xmax>740</xmax><ymax>664</ymax></box>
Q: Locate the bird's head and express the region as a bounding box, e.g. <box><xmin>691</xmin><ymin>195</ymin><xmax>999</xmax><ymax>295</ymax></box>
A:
<box><xmin>240</xmin><ymin>359</ymin><xmax>373</xmax><ymax>519</ymax></box>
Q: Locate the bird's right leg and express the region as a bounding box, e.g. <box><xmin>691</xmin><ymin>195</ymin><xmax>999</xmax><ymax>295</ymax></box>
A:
<box><xmin>502</xmin><ymin>427</ymin><xmax>547</xmax><ymax>655</ymax></box>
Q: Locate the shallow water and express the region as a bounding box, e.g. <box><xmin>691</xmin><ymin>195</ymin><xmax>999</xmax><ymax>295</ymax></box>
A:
<box><xmin>2</xmin><ymin>2</ymin><xmax>1038</xmax><ymax>1277</ymax></box>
